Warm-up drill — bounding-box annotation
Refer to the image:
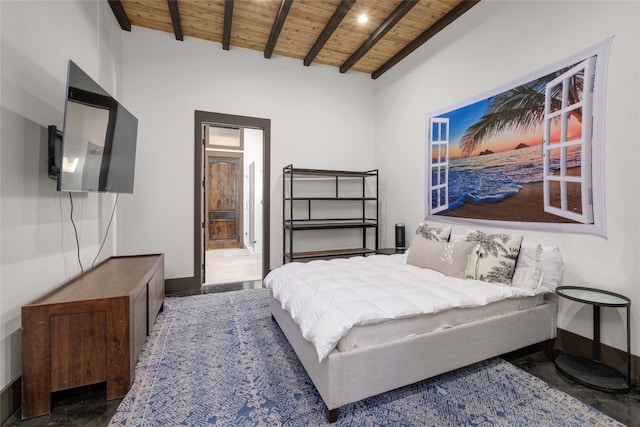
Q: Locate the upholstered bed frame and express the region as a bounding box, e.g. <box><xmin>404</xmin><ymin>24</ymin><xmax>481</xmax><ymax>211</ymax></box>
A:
<box><xmin>270</xmin><ymin>294</ymin><xmax>557</xmax><ymax>423</ymax></box>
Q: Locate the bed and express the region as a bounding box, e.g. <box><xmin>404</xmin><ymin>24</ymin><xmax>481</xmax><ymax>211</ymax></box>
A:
<box><xmin>266</xmin><ymin>236</ymin><xmax>563</xmax><ymax>422</ymax></box>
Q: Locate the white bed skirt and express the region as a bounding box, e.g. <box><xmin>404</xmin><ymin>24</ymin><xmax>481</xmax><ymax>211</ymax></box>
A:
<box><xmin>270</xmin><ymin>294</ymin><xmax>557</xmax><ymax>417</ymax></box>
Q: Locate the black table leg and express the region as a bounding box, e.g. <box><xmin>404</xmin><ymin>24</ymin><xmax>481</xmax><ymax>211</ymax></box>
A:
<box><xmin>593</xmin><ymin>305</ymin><xmax>601</xmax><ymax>361</ymax></box>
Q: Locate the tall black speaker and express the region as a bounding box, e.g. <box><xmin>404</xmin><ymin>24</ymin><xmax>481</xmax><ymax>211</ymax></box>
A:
<box><xmin>395</xmin><ymin>223</ymin><xmax>406</xmax><ymax>250</ymax></box>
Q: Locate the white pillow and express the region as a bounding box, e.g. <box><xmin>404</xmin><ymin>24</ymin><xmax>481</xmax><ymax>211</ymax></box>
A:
<box><xmin>512</xmin><ymin>244</ymin><xmax>564</xmax><ymax>292</ymax></box>
<box><xmin>512</xmin><ymin>244</ymin><xmax>544</xmax><ymax>291</ymax></box>
<box><xmin>539</xmin><ymin>246</ymin><xmax>564</xmax><ymax>291</ymax></box>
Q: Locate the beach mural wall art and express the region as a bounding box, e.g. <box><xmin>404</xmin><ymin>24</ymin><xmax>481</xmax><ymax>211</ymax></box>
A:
<box><xmin>426</xmin><ymin>39</ymin><xmax>611</xmax><ymax>237</ymax></box>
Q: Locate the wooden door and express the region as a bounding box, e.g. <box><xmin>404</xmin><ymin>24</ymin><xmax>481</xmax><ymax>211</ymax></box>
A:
<box><xmin>206</xmin><ymin>152</ymin><xmax>243</xmax><ymax>249</ymax></box>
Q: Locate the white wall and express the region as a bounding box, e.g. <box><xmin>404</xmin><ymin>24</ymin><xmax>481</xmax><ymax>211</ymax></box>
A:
<box><xmin>118</xmin><ymin>27</ymin><xmax>376</xmax><ymax>278</ymax></box>
<box><xmin>0</xmin><ymin>0</ymin><xmax>123</xmax><ymax>408</ymax></box>
<box><xmin>374</xmin><ymin>1</ymin><xmax>640</xmax><ymax>356</ymax></box>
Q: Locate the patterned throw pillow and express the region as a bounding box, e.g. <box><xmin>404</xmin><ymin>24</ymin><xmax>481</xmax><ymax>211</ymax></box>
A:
<box><xmin>464</xmin><ymin>229</ymin><xmax>523</xmax><ymax>285</ymax></box>
<box><xmin>406</xmin><ymin>235</ymin><xmax>475</xmax><ymax>278</ymax></box>
<box><xmin>415</xmin><ymin>222</ymin><xmax>451</xmax><ymax>242</ymax></box>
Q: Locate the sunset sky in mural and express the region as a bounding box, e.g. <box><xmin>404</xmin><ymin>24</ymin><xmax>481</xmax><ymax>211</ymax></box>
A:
<box><xmin>437</xmin><ymin>97</ymin><xmax>583</xmax><ymax>160</ymax></box>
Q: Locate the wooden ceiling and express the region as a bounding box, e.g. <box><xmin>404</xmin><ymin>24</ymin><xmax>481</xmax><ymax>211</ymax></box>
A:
<box><xmin>108</xmin><ymin>0</ymin><xmax>479</xmax><ymax>79</ymax></box>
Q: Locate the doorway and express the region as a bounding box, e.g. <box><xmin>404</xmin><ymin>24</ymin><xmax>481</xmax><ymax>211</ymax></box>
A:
<box><xmin>194</xmin><ymin>111</ymin><xmax>270</xmax><ymax>289</ymax></box>
<box><xmin>204</xmin><ymin>129</ymin><xmax>262</xmax><ymax>284</ymax></box>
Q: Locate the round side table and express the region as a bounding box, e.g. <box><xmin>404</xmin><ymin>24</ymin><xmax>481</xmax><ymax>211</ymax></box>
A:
<box><xmin>555</xmin><ymin>285</ymin><xmax>631</xmax><ymax>393</ymax></box>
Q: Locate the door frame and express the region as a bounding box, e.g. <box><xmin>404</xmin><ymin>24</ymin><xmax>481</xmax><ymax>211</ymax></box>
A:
<box><xmin>205</xmin><ymin>150</ymin><xmax>244</xmax><ymax>250</ymax></box>
<box><xmin>194</xmin><ymin>111</ymin><xmax>270</xmax><ymax>289</ymax></box>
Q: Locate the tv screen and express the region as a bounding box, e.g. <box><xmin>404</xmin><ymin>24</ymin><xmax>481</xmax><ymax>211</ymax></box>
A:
<box><xmin>58</xmin><ymin>60</ymin><xmax>138</xmax><ymax>194</ymax></box>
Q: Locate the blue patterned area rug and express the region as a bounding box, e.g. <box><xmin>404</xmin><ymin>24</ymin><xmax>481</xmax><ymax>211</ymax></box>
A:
<box><xmin>109</xmin><ymin>289</ymin><xmax>623</xmax><ymax>426</ymax></box>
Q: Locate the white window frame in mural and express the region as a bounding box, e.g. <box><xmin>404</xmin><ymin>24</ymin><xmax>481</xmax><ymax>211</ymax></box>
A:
<box><xmin>425</xmin><ymin>38</ymin><xmax>611</xmax><ymax>237</ymax></box>
<box><xmin>542</xmin><ymin>57</ymin><xmax>596</xmax><ymax>224</ymax></box>
<box><xmin>429</xmin><ymin>117</ymin><xmax>450</xmax><ymax>214</ymax></box>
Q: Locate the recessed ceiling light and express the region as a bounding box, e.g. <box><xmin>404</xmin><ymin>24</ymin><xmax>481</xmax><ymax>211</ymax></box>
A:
<box><xmin>357</xmin><ymin>14</ymin><xmax>368</xmax><ymax>24</ymax></box>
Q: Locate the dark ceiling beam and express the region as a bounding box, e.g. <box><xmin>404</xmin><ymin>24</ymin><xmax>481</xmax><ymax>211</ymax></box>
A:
<box><xmin>223</xmin><ymin>0</ymin><xmax>234</xmax><ymax>50</ymax></box>
<box><xmin>339</xmin><ymin>0</ymin><xmax>418</xmax><ymax>74</ymax></box>
<box><xmin>167</xmin><ymin>0</ymin><xmax>184</xmax><ymax>41</ymax></box>
<box><xmin>107</xmin><ymin>0</ymin><xmax>131</xmax><ymax>31</ymax></box>
<box><xmin>264</xmin><ymin>0</ymin><xmax>293</xmax><ymax>59</ymax></box>
<box><xmin>372</xmin><ymin>0</ymin><xmax>481</xmax><ymax>79</ymax></box>
<box><xmin>304</xmin><ymin>0</ymin><xmax>356</xmax><ymax>66</ymax></box>
<box><xmin>304</xmin><ymin>0</ymin><xmax>355</xmax><ymax>67</ymax></box>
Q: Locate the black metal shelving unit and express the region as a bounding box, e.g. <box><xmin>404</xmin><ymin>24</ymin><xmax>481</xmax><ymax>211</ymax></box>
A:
<box><xmin>282</xmin><ymin>164</ymin><xmax>378</xmax><ymax>263</ymax></box>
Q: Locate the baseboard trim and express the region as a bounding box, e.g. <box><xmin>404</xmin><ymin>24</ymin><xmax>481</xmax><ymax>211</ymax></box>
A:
<box><xmin>1</xmin><ymin>376</ymin><xmax>20</xmax><ymax>424</ymax></box>
<box><xmin>165</xmin><ymin>276</ymin><xmax>199</xmax><ymax>294</ymax></box>
<box><xmin>556</xmin><ymin>328</ymin><xmax>638</xmax><ymax>384</ymax></box>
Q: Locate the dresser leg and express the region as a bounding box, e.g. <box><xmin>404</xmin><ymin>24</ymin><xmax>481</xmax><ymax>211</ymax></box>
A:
<box><xmin>21</xmin><ymin>306</ymin><xmax>51</xmax><ymax>419</ymax></box>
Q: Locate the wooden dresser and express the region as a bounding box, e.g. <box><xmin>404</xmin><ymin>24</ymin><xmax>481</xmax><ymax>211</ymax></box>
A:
<box><xmin>20</xmin><ymin>254</ymin><xmax>164</xmax><ymax>419</ymax></box>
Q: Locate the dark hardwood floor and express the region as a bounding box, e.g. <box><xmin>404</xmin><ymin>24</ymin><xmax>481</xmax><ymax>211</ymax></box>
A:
<box><xmin>4</xmin><ymin>282</ymin><xmax>638</xmax><ymax>426</ymax></box>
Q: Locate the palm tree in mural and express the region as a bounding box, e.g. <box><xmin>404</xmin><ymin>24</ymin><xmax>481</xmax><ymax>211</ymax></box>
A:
<box><xmin>460</xmin><ymin>67</ymin><xmax>585</xmax><ymax>157</ymax></box>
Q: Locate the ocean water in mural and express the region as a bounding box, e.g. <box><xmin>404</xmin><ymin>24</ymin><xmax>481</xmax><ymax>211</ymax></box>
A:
<box><xmin>438</xmin><ymin>145</ymin><xmax>581</xmax><ymax>210</ymax></box>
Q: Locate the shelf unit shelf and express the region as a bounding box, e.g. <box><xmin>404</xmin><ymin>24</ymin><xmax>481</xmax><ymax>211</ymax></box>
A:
<box><xmin>283</xmin><ymin>164</ymin><xmax>378</xmax><ymax>263</ymax></box>
<box><xmin>285</xmin><ymin>197</ymin><xmax>378</xmax><ymax>201</ymax></box>
<box><xmin>284</xmin><ymin>220</ymin><xmax>378</xmax><ymax>230</ymax></box>
<box><xmin>284</xmin><ymin>248</ymin><xmax>376</xmax><ymax>263</ymax></box>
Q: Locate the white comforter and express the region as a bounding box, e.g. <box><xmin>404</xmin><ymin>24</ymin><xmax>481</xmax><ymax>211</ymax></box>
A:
<box><xmin>265</xmin><ymin>254</ymin><xmax>537</xmax><ymax>362</ymax></box>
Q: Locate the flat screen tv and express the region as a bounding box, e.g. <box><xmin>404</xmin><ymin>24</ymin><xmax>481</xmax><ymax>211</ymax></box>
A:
<box><xmin>56</xmin><ymin>60</ymin><xmax>138</xmax><ymax>193</ymax></box>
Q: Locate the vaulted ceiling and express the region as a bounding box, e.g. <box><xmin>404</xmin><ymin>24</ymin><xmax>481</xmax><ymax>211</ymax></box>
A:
<box><xmin>108</xmin><ymin>0</ymin><xmax>479</xmax><ymax>79</ymax></box>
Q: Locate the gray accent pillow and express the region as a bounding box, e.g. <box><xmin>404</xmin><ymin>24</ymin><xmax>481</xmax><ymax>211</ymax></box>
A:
<box><xmin>415</xmin><ymin>222</ymin><xmax>451</xmax><ymax>242</ymax></box>
<box><xmin>465</xmin><ymin>229</ymin><xmax>523</xmax><ymax>285</ymax></box>
<box><xmin>407</xmin><ymin>235</ymin><xmax>475</xmax><ymax>278</ymax></box>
